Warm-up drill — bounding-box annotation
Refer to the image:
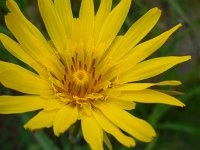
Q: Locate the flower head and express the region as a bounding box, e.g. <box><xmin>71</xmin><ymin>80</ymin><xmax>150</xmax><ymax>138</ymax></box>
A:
<box><xmin>0</xmin><ymin>0</ymin><xmax>190</xmax><ymax>149</ymax></box>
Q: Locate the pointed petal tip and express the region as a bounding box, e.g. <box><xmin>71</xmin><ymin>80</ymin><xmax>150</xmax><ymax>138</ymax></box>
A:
<box><xmin>145</xmin><ymin>7</ymin><xmax>161</xmax><ymax>19</ymax></box>
<box><xmin>180</xmin><ymin>103</ymin><xmax>186</xmax><ymax>108</ymax></box>
<box><xmin>53</xmin><ymin>129</ymin><xmax>61</xmax><ymax>137</ymax></box>
<box><xmin>181</xmin><ymin>55</ymin><xmax>192</xmax><ymax>62</ymax></box>
<box><xmin>6</xmin><ymin>0</ymin><xmax>12</xmax><ymax>7</ymax></box>
<box><xmin>170</xmin><ymin>23</ymin><xmax>183</xmax><ymax>32</ymax></box>
<box><xmin>150</xmin><ymin>134</ymin><xmax>157</xmax><ymax>142</ymax></box>
<box><xmin>24</xmin><ymin>124</ymin><xmax>31</xmax><ymax>130</ymax></box>
<box><xmin>172</xmin><ymin>100</ymin><xmax>185</xmax><ymax>107</ymax></box>
<box><xmin>122</xmin><ymin>136</ymin><xmax>136</xmax><ymax>147</ymax></box>
<box><xmin>24</xmin><ymin>124</ymin><xmax>42</xmax><ymax>133</ymax></box>
<box><xmin>53</xmin><ymin>126</ymin><xmax>59</xmax><ymax>136</ymax></box>
<box><xmin>6</xmin><ymin>0</ymin><xmax>18</xmax><ymax>12</ymax></box>
<box><xmin>139</xmin><ymin>130</ymin><xmax>156</xmax><ymax>143</ymax></box>
<box><xmin>177</xmin><ymin>23</ymin><xmax>183</xmax><ymax>27</ymax></box>
<box><xmin>145</xmin><ymin>131</ymin><xmax>157</xmax><ymax>143</ymax></box>
<box><xmin>24</xmin><ymin>122</ymin><xmax>36</xmax><ymax>131</ymax></box>
<box><xmin>53</xmin><ymin>125</ymin><xmax>66</xmax><ymax>137</ymax></box>
<box><xmin>143</xmin><ymin>123</ymin><xmax>157</xmax><ymax>142</ymax></box>
<box><xmin>127</xmin><ymin>139</ymin><xmax>136</xmax><ymax>147</ymax></box>
<box><xmin>176</xmin><ymin>81</ymin><xmax>182</xmax><ymax>85</ymax></box>
<box><xmin>150</xmin><ymin>7</ymin><xmax>161</xmax><ymax>14</ymax></box>
<box><xmin>150</xmin><ymin>130</ymin><xmax>157</xmax><ymax>141</ymax></box>
<box><xmin>174</xmin><ymin>55</ymin><xmax>191</xmax><ymax>64</ymax></box>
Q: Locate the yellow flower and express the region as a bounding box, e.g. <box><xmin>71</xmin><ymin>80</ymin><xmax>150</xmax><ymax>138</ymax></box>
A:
<box><xmin>0</xmin><ymin>0</ymin><xmax>190</xmax><ymax>149</ymax></box>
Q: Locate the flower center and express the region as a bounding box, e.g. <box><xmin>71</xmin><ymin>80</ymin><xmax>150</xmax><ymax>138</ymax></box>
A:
<box><xmin>72</xmin><ymin>70</ymin><xmax>89</xmax><ymax>87</ymax></box>
<box><xmin>47</xmin><ymin>42</ymin><xmax>113</xmax><ymax>108</ymax></box>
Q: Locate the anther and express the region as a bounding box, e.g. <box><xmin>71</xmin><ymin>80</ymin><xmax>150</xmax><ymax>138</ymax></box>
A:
<box><xmin>79</xmin><ymin>61</ymin><xmax>82</xmax><ymax>69</ymax></box>
<box><xmin>61</xmin><ymin>80</ymin><xmax>64</xmax><ymax>84</ymax></box>
<box><xmin>65</xmin><ymin>68</ymin><xmax>68</xmax><ymax>74</ymax></box>
<box><xmin>72</xmin><ymin>57</ymin><xmax>76</xmax><ymax>65</ymax></box>
<box><xmin>64</xmin><ymin>74</ymin><xmax>67</xmax><ymax>81</ymax></box>
<box><xmin>94</xmin><ymin>80</ymin><xmax>97</xmax><ymax>86</ymax></box>
<box><xmin>71</xmin><ymin>65</ymin><xmax>75</xmax><ymax>73</ymax></box>
<box><xmin>90</xmin><ymin>59</ymin><xmax>96</xmax><ymax>73</ymax></box>
<box><xmin>92</xmin><ymin>67</ymin><xmax>95</xmax><ymax>78</ymax></box>
<box><xmin>98</xmin><ymin>75</ymin><xmax>102</xmax><ymax>81</ymax></box>
<box><xmin>84</xmin><ymin>64</ymin><xmax>87</xmax><ymax>71</ymax></box>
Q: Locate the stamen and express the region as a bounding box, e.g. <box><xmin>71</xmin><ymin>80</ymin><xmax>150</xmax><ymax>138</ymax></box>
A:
<box><xmin>98</xmin><ymin>75</ymin><xmax>102</xmax><ymax>81</ymax></box>
<box><xmin>64</xmin><ymin>74</ymin><xmax>67</xmax><ymax>81</ymax></box>
<box><xmin>65</xmin><ymin>68</ymin><xmax>68</xmax><ymax>74</ymax></box>
<box><xmin>72</xmin><ymin>57</ymin><xmax>76</xmax><ymax>65</ymax></box>
<box><xmin>71</xmin><ymin>65</ymin><xmax>75</xmax><ymax>73</ymax></box>
<box><xmin>84</xmin><ymin>64</ymin><xmax>87</xmax><ymax>71</ymax></box>
<box><xmin>94</xmin><ymin>80</ymin><xmax>97</xmax><ymax>86</ymax></box>
<box><xmin>79</xmin><ymin>61</ymin><xmax>82</xmax><ymax>69</ymax></box>
<box><xmin>90</xmin><ymin>59</ymin><xmax>96</xmax><ymax>73</ymax></box>
<box><xmin>92</xmin><ymin>67</ymin><xmax>95</xmax><ymax>78</ymax></box>
<box><xmin>61</xmin><ymin>80</ymin><xmax>64</xmax><ymax>84</ymax></box>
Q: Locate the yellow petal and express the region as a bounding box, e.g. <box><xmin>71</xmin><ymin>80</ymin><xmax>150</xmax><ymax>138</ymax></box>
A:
<box><xmin>97</xmin><ymin>103</ymin><xmax>156</xmax><ymax>142</ymax></box>
<box><xmin>6</xmin><ymin>0</ymin><xmax>22</xmax><ymax>16</ymax></box>
<box><xmin>115</xmin><ymin>89</ymin><xmax>185</xmax><ymax>107</ymax></box>
<box><xmin>4</xmin><ymin>13</ymin><xmax>63</xmax><ymax>75</ymax></box>
<box><xmin>107</xmin><ymin>97</ymin><xmax>136</xmax><ymax>110</ymax></box>
<box><xmin>94</xmin><ymin>0</ymin><xmax>112</xmax><ymax>43</ymax></box>
<box><xmin>0</xmin><ymin>96</ymin><xmax>45</xmax><ymax>114</ymax></box>
<box><xmin>96</xmin><ymin>0</ymin><xmax>131</xmax><ymax>57</ymax></box>
<box><xmin>24</xmin><ymin>110</ymin><xmax>57</xmax><ymax>130</ymax></box>
<box><xmin>43</xmin><ymin>99</ymin><xmax>65</xmax><ymax>111</ymax></box>
<box><xmin>93</xmin><ymin>110</ymin><xmax>136</xmax><ymax>147</ymax></box>
<box><xmin>5</xmin><ymin>13</ymin><xmax>43</xmax><ymax>61</ymax></box>
<box><xmin>117</xmin><ymin>80</ymin><xmax>182</xmax><ymax>91</ymax></box>
<box><xmin>6</xmin><ymin>0</ymin><xmax>55</xmax><ymax>56</ymax></box>
<box><xmin>53</xmin><ymin>106</ymin><xmax>78</xmax><ymax>136</ymax></box>
<box><xmin>121</xmin><ymin>24</ymin><xmax>182</xmax><ymax>73</ymax></box>
<box><xmin>0</xmin><ymin>33</ymin><xmax>34</xmax><ymax>66</ymax></box>
<box><xmin>6</xmin><ymin>0</ymin><xmax>50</xmax><ymax>43</ymax></box>
<box><xmin>5</xmin><ymin>13</ymin><xmax>52</xmax><ymax>62</ymax></box>
<box><xmin>119</xmin><ymin>56</ymin><xmax>191</xmax><ymax>83</ymax></box>
<box><xmin>100</xmin><ymin>61</ymin><xmax>125</xmax><ymax>87</ymax></box>
<box><xmin>79</xmin><ymin>0</ymin><xmax>95</xmax><ymax>43</ymax></box>
<box><xmin>156</xmin><ymin>80</ymin><xmax>182</xmax><ymax>86</ymax></box>
<box><xmin>71</xmin><ymin>18</ymin><xmax>82</xmax><ymax>43</ymax></box>
<box><xmin>0</xmin><ymin>34</ymin><xmax>48</xmax><ymax>77</ymax></box>
<box><xmin>38</xmin><ymin>0</ymin><xmax>67</xmax><ymax>53</ymax></box>
<box><xmin>81</xmin><ymin>115</ymin><xmax>103</xmax><ymax>150</ymax></box>
<box><xmin>54</xmin><ymin>0</ymin><xmax>73</xmax><ymax>38</ymax></box>
<box><xmin>0</xmin><ymin>61</ymin><xmax>49</xmax><ymax>94</ymax></box>
<box><xmin>5</xmin><ymin>5</ymin><xmax>65</xmax><ymax>78</ymax></box>
<box><xmin>111</xmin><ymin>8</ymin><xmax>161</xmax><ymax>62</ymax></box>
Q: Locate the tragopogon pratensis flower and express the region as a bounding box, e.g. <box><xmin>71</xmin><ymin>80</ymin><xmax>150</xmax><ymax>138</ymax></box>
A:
<box><xmin>0</xmin><ymin>0</ymin><xmax>190</xmax><ymax>149</ymax></box>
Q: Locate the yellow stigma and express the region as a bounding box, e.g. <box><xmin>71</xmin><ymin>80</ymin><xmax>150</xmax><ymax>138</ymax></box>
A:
<box><xmin>72</xmin><ymin>70</ymin><xmax>89</xmax><ymax>87</ymax></box>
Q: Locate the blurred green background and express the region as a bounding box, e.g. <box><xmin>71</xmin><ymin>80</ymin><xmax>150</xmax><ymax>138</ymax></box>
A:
<box><xmin>0</xmin><ymin>0</ymin><xmax>200</xmax><ymax>150</ymax></box>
